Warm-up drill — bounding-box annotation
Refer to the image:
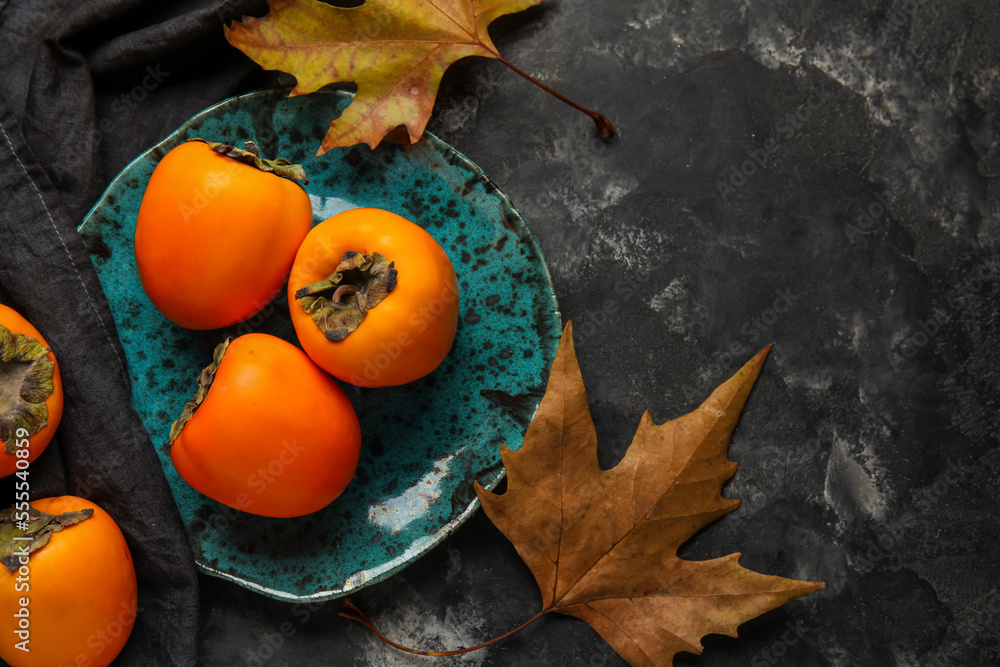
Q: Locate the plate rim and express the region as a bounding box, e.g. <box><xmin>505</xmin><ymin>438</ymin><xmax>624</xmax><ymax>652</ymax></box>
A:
<box><xmin>78</xmin><ymin>87</ymin><xmax>561</xmax><ymax>601</ymax></box>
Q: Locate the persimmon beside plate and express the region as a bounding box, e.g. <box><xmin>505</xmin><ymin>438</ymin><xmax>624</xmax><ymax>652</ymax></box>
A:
<box><xmin>78</xmin><ymin>88</ymin><xmax>561</xmax><ymax>601</ymax></box>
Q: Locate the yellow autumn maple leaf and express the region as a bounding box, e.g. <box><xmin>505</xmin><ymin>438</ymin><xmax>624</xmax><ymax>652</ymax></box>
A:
<box><xmin>225</xmin><ymin>0</ymin><xmax>544</xmax><ymax>153</ymax></box>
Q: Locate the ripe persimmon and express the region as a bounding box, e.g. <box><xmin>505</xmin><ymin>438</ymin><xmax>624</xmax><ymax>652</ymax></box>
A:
<box><xmin>169</xmin><ymin>333</ymin><xmax>361</xmax><ymax>518</ymax></box>
<box><xmin>134</xmin><ymin>138</ymin><xmax>312</xmax><ymax>330</ymax></box>
<box><xmin>287</xmin><ymin>208</ymin><xmax>459</xmax><ymax>387</ymax></box>
<box><xmin>0</xmin><ymin>304</ymin><xmax>62</xmax><ymax>478</ymax></box>
<box><xmin>0</xmin><ymin>496</ymin><xmax>138</xmax><ymax>667</ymax></box>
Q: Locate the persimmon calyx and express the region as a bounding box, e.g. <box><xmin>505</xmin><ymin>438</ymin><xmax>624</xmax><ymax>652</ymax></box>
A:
<box><xmin>169</xmin><ymin>337</ymin><xmax>232</xmax><ymax>444</ymax></box>
<box><xmin>187</xmin><ymin>138</ymin><xmax>310</xmax><ymax>184</ymax></box>
<box><xmin>294</xmin><ymin>251</ymin><xmax>397</xmax><ymax>342</ymax></box>
<box><xmin>0</xmin><ymin>324</ymin><xmax>55</xmax><ymax>453</ymax></box>
<box><xmin>0</xmin><ymin>504</ymin><xmax>93</xmax><ymax>572</ymax></box>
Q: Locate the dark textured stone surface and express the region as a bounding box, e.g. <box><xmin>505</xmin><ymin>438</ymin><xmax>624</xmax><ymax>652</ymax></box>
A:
<box><xmin>198</xmin><ymin>2</ymin><xmax>1000</xmax><ymax>665</ymax></box>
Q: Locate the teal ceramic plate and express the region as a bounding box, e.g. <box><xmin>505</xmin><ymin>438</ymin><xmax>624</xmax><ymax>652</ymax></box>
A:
<box><xmin>78</xmin><ymin>89</ymin><xmax>560</xmax><ymax>601</ymax></box>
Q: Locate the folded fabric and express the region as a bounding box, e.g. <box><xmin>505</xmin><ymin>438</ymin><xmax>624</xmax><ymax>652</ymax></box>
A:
<box><xmin>0</xmin><ymin>1</ymin><xmax>268</xmax><ymax>663</ymax></box>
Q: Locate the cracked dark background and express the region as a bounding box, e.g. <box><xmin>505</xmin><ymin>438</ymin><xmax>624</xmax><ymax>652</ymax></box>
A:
<box><xmin>209</xmin><ymin>2</ymin><xmax>1000</xmax><ymax>665</ymax></box>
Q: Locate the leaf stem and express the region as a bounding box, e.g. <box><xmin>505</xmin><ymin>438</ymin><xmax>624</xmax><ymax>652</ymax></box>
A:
<box><xmin>497</xmin><ymin>57</ymin><xmax>617</xmax><ymax>140</ymax></box>
<box><xmin>340</xmin><ymin>597</ymin><xmax>548</xmax><ymax>656</ymax></box>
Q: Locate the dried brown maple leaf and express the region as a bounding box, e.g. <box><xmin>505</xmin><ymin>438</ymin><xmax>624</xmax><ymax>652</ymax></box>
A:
<box><xmin>224</xmin><ymin>0</ymin><xmax>615</xmax><ymax>155</ymax></box>
<box><xmin>473</xmin><ymin>322</ymin><xmax>825</xmax><ymax>665</ymax></box>
<box><xmin>340</xmin><ymin>322</ymin><xmax>824</xmax><ymax>665</ymax></box>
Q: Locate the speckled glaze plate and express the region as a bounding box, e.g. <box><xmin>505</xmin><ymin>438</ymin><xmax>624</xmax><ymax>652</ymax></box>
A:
<box><xmin>78</xmin><ymin>89</ymin><xmax>560</xmax><ymax>601</ymax></box>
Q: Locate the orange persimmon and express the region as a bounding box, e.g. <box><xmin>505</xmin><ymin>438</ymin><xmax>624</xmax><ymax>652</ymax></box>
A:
<box><xmin>0</xmin><ymin>304</ymin><xmax>62</xmax><ymax>477</ymax></box>
<box><xmin>134</xmin><ymin>138</ymin><xmax>312</xmax><ymax>330</ymax></box>
<box><xmin>169</xmin><ymin>333</ymin><xmax>361</xmax><ymax>518</ymax></box>
<box><xmin>287</xmin><ymin>208</ymin><xmax>459</xmax><ymax>388</ymax></box>
<box><xmin>0</xmin><ymin>496</ymin><xmax>138</xmax><ymax>667</ymax></box>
